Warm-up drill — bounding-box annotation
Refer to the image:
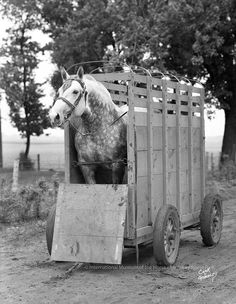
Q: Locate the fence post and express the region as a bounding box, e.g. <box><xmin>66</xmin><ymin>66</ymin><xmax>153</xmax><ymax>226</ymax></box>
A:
<box><xmin>232</xmin><ymin>144</ymin><xmax>236</xmax><ymax>163</ymax></box>
<box><xmin>12</xmin><ymin>159</ymin><xmax>19</xmax><ymax>192</ymax></box>
<box><xmin>205</xmin><ymin>152</ymin><xmax>209</xmax><ymax>176</ymax></box>
<box><xmin>37</xmin><ymin>154</ymin><xmax>40</xmax><ymax>171</ymax></box>
<box><xmin>211</xmin><ymin>153</ymin><xmax>214</xmax><ymax>175</ymax></box>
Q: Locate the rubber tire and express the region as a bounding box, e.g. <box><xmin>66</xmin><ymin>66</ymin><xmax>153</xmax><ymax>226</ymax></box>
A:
<box><xmin>200</xmin><ymin>194</ymin><xmax>223</xmax><ymax>246</ymax></box>
<box><xmin>153</xmin><ymin>204</ymin><xmax>181</xmax><ymax>266</ymax></box>
<box><xmin>46</xmin><ymin>204</ymin><xmax>56</xmax><ymax>256</ymax></box>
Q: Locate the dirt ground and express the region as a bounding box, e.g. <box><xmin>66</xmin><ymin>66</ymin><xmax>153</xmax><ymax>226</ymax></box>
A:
<box><xmin>1</xmin><ymin>187</ymin><xmax>236</xmax><ymax>304</ymax></box>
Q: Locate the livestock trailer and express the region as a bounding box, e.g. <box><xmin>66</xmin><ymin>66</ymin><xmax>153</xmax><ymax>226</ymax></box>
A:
<box><xmin>46</xmin><ymin>70</ymin><xmax>223</xmax><ymax>266</ymax></box>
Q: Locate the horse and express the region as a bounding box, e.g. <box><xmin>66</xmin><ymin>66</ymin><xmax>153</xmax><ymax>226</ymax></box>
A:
<box><xmin>49</xmin><ymin>66</ymin><xmax>127</xmax><ymax>184</ymax></box>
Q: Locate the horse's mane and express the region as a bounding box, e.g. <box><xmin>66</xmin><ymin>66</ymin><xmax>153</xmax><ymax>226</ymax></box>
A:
<box><xmin>83</xmin><ymin>74</ymin><xmax>116</xmax><ymax>109</ymax></box>
<box><xmin>84</xmin><ymin>74</ymin><xmax>97</xmax><ymax>81</ymax></box>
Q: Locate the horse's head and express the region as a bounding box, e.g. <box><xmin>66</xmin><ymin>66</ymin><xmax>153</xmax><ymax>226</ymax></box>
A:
<box><xmin>49</xmin><ymin>66</ymin><xmax>88</xmax><ymax>126</ymax></box>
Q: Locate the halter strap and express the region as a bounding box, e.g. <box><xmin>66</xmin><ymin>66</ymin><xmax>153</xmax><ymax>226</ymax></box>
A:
<box><xmin>55</xmin><ymin>96</ymin><xmax>76</xmax><ymax>110</ymax></box>
<box><xmin>53</xmin><ymin>78</ymin><xmax>87</xmax><ymax>118</ymax></box>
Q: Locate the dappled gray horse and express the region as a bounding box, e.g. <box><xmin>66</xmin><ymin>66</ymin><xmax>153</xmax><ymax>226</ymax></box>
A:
<box><xmin>49</xmin><ymin>66</ymin><xmax>127</xmax><ymax>184</ymax></box>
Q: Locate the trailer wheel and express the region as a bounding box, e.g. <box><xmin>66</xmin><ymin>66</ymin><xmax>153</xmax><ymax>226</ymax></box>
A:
<box><xmin>46</xmin><ymin>204</ymin><xmax>56</xmax><ymax>255</ymax></box>
<box><xmin>200</xmin><ymin>194</ymin><xmax>223</xmax><ymax>246</ymax></box>
<box><xmin>153</xmin><ymin>205</ymin><xmax>180</xmax><ymax>266</ymax></box>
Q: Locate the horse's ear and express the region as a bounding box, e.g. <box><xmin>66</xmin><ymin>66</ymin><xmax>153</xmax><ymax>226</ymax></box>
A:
<box><xmin>77</xmin><ymin>66</ymin><xmax>84</xmax><ymax>79</ymax></box>
<box><xmin>60</xmin><ymin>66</ymin><xmax>69</xmax><ymax>82</ymax></box>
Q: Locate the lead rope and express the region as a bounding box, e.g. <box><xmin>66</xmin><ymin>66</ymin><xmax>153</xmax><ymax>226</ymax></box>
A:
<box><xmin>67</xmin><ymin>110</ymin><xmax>128</xmax><ymax>136</ymax></box>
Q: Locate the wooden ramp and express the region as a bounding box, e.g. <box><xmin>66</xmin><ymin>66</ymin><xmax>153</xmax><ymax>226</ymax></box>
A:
<box><xmin>51</xmin><ymin>184</ymin><xmax>128</xmax><ymax>264</ymax></box>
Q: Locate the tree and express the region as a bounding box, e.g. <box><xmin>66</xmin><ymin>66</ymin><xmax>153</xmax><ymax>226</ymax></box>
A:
<box><xmin>110</xmin><ymin>0</ymin><xmax>236</xmax><ymax>161</ymax></box>
<box><xmin>149</xmin><ymin>0</ymin><xmax>236</xmax><ymax>161</ymax></box>
<box><xmin>0</xmin><ymin>1</ymin><xmax>50</xmax><ymax>158</ymax></box>
<box><xmin>100</xmin><ymin>0</ymin><xmax>236</xmax><ymax>161</ymax></box>
<box><xmin>26</xmin><ymin>0</ymin><xmax>236</xmax><ymax>161</ymax></box>
<box><xmin>41</xmin><ymin>0</ymin><xmax>117</xmax><ymax>73</ymax></box>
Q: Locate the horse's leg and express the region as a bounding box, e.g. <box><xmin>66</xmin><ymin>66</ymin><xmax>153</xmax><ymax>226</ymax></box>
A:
<box><xmin>80</xmin><ymin>165</ymin><xmax>96</xmax><ymax>184</ymax></box>
<box><xmin>122</xmin><ymin>166</ymin><xmax>128</xmax><ymax>184</ymax></box>
<box><xmin>112</xmin><ymin>163</ymin><xmax>125</xmax><ymax>184</ymax></box>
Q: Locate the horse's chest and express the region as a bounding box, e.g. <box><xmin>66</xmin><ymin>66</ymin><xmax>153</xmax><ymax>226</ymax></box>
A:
<box><xmin>75</xmin><ymin>125</ymin><xmax>123</xmax><ymax>160</ymax></box>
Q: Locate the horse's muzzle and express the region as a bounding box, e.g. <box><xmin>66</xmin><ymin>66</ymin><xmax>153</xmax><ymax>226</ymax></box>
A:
<box><xmin>49</xmin><ymin>111</ymin><xmax>63</xmax><ymax>127</ymax></box>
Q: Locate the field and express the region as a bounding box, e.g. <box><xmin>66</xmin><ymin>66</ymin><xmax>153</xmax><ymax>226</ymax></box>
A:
<box><xmin>2</xmin><ymin>135</ymin><xmax>236</xmax><ymax>304</ymax></box>
<box><xmin>2</xmin><ymin>142</ymin><xmax>64</xmax><ymax>170</ymax></box>
<box><xmin>2</xmin><ymin>135</ymin><xmax>222</xmax><ymax>170</ymax></box>
<box><xmin>1</xmin><ymin>164</ymin><xmax>236</xmax><ymax>304</ymax></box>
<box><xmin>1</xmin><ymin>185</ymin><xmax>236</xmax><ymax>304</ymax></box>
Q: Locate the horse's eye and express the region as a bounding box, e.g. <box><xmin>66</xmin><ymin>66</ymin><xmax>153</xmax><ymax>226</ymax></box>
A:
<box><xmin>73</xmin><ymin>90</ymin><xmax>79</xmax><ymax>94</ymax></box>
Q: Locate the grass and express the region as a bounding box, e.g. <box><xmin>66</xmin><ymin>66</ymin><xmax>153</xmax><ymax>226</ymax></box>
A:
<box><xmin>0</xmin><ymin>170</ymin><xmax>64</xmax><ymax>223</ymax></box>
<box><xmin>0</xmin><ymin>168</ymin><xmax>64</xmax><ymax>185</ymax></box>
<box><xmin>1</xmin><ymin>158</ymin><xmax>236</xmax><ymax>224</ymax></box>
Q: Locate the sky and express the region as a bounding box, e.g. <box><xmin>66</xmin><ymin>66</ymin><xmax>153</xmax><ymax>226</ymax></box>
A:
<box><xmin>0</xmin><ymin>17</ymin><xmax>225</xmax><ymax>144</ymax></box>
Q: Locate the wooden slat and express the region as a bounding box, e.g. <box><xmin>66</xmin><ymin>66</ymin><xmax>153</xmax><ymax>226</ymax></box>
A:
<box><xmin>146</xmin><ymin>76</ymin><xmax>153</xmax><ymax>225</ymax></box>
<box><xmin>135</xmin><ymin>111</ymin><xmax>165</xmax><ymax>127</ymax></box>
<box><xmin>179</xmin><ymin>94</ymin><xmax>189</xmax><ymax>102</ymax></box>
<box><xmin>151</xmin><ymin>90</ymin><xmax>162</xmax><ymax>100</ymax></box>
<box><xmin>166</xmin><ymin>80</ymin><xmax>178</xmax><ymax>89</ymax></box>
<box><xmin>152</xmin><ymin>174</ymin><xmax>164</xmax><ymax>222</ymax></box>
<box><xmin>181</xmin><ymin>211</ymin><xmax>200</xmax><ymax>228</ymax></box>
<box><xmin>64</xmin><ymin>122</ymin><xmax>84</xmax><ymax>184</ymax></box>
<box><xmin>200</xmin><ymin>87</ymin><xmax>205</xmax><ymax>204</ymax></box>
<box><xmin>133</xmin><ymin>86</ymin><xmax>147</xmax><ymax>96</ymax></box>
<box><xmin>64</xmin><ymin>122</ymin><xmax>70</xmax><ymax>184</ymax></box>
<box><xmin>110</xmin><ymin>93</ymin><xmax>128</xmax><ymax>103</ymax></box>
<box><xmin>93</xmin><ymin>72</ymin><xmax>131</xmax><ymax>82</ymax></box>
<box><xmin>166</xmin><ymin>92</ymin><xmax>177</xmax><ymax>100</ymax></box>
<box><xmin>152</xmin><ymin>77</ymin><xmax>162</xmax><ymax>86</ymax></box>
<box><xmin>127</xmin><ymin>73</ymin><xmax>136</xmax><ymax>239</ymax></box>
<box><xmin>136</xmin><ymin>176</ymin><xmax>149</xmax><ymax>228</ymax></box>
<box><xmin>192</xmin><ymin>106</ymin><xmax>201</xmax><ymax>113</ymax></box>
<box><xmin>192</xmin><ymin>95</ymin><xmax>201</xmax><ymax>104</ymax></box>
<box><xmin>175</xmin><ymin>82</ymin><xmax>181</xmax><ymax>214</ymax></box>
<box><xmin>162</xmin><ymin>79</ymin><xmax>168</xmax><ymax>205</ymax></box>
<box><xmin>192</xmin><ymin>85</ymin><xmax>203</xmax><ymax>94</ymax></box>
<box><xmin>134</xmin><ymin>98</ymin><xmax>162</xmax><ymax>110</ymax></box>
<box><xmin>192</xmin><ymin>116</ymin><xmax>201</xmax><ymax>127</ymax></box>
<box><xmin>137</xmin><ymin>226</ymin><xmax>153</xmax><ymax>238</ymax></box>
<box><xmin>51</xmin><ymin>184</ymin><xmax>128</xmax><ymax>264</ymax></box>
<box><xmin>136</xmin><ymin>126</ymin><xmax>163</xmax><ymax>151</ymax></box>
<box><xmin>133</xmin><ymin>97</ymin><xmax>148</xmax><ymax>106</ymax></box>
<box><xmin>187</xmin><ymin>85</ymin><xmax>193</xmax><ymax>213</ymax></box>
<box><xmin>179</xmin><ymin>83</ymin><xmax>189</xmax><ymax>92</ymax></box>
<box><xmin>133</xmin><ymin>74</ymin><xmax>147</xmax><ymax>83</ymax></box>
<box><xmin>101</xmin><ymin>82</ymin><xmax>128</xmax><ymax>92</ymax></box>
<box><xmin>137</xmin><ymin>150</ymin><xmax>161</xmax><ymax>177</ymax></box>
<box><xmin>167</xmin><ymin>104</ymin><xmax>177</xmax><ymax>111</ymax></box>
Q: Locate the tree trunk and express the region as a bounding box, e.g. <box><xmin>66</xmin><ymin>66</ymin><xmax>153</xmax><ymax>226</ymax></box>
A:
<box><xmin>24</xmin><ymin>133</ymin><xmax>30</xmax><ymax>159</ymax></box>
<box><xmin>221</xmin><ymin>108</ymin><xmax>236</xmax><ymax>163</ymax></box>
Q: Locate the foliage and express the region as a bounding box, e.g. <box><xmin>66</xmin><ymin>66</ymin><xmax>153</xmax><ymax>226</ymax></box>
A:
<box><xmin>0</xmin><ymin>0</ymin><xmax>50</xmax><ymax>158</ymax></box>
<box><xmin>3</xmin><ymin>0</ymin><xmax>236</xmax><ymax>160</ymax></box>
<box><xmin>110</xmin><ymin>0</ymin><xmax>236</xmax><ymax>160</ymax></box>
<box><xmin>41</xmin><ymin>0</ymin><xmax>117</xmax><ymax>73</ymax></box>
<box><xmin>0</xmin><ymin>174</ymin><xmax>59</xmax><ymax>223</ymax></box>
<box><xmin>19</xmin><ymin>152</ymin><xmax>34</xmax><ymax>170</ymax></box>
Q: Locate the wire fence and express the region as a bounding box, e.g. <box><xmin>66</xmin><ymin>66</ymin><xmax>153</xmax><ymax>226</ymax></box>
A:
<box><xmin>3</xmin><ymin>153</ymin><xmax>64</xmax><ymax>171</ymax></box>
<box><xmin>2</xmin><ymin>142</ymin><xmax>65</xmax><ymax>171</ymax></box>
<box><xmin>206</xmin><ymin>151</ymin><xmax>236</xmax><ymax>182</ymax></box>
<box><xmin>2</xmin><ymin>151</ymin><xmax>236</xmax><ymax>184</ymax></box>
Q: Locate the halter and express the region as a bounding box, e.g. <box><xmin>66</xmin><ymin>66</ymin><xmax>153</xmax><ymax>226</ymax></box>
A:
<box><xmin>53</xmin><ymin>77</ymin><xmax>88</xmax><ymax>119</ymax></box>
<box><xmin>52</xmin><ymin>76</ymin><xmax>127</xmax><ymax>133</ymax></box>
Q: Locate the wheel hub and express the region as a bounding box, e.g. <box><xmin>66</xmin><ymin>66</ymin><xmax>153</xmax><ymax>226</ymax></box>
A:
<box><xmin>211</xmin><ymin>204</ymin><xmax>221</xmax><ymax>240</ymax></box>
<box><xmin>164</xmin><ymin>217</ymin><xmax>178</xmax><ymax>257</ymax></box>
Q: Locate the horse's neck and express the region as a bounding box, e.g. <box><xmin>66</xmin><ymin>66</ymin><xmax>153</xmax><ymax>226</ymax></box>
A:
<box><xmin>85</xmin><ymin>90</ymin><xmax>119</xmax><ymax>126</ymax></box>
<box><xmin>70</xmin><ymin>90</ymin><xmax>119</xmax><ymax>132</ymax></box>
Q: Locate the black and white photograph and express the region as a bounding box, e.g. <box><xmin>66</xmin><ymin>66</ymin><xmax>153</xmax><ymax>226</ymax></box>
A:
<box><xmin>0</xmin><ymin>1</ymin><xmax>235</xmax><ymax>303</ymax></box>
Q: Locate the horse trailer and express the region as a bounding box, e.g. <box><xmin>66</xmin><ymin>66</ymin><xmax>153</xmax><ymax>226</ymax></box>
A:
<box><xmin>46</xmin><ymin>70</ymin><xmax>223</xmax><ymax>266</ymax></box>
